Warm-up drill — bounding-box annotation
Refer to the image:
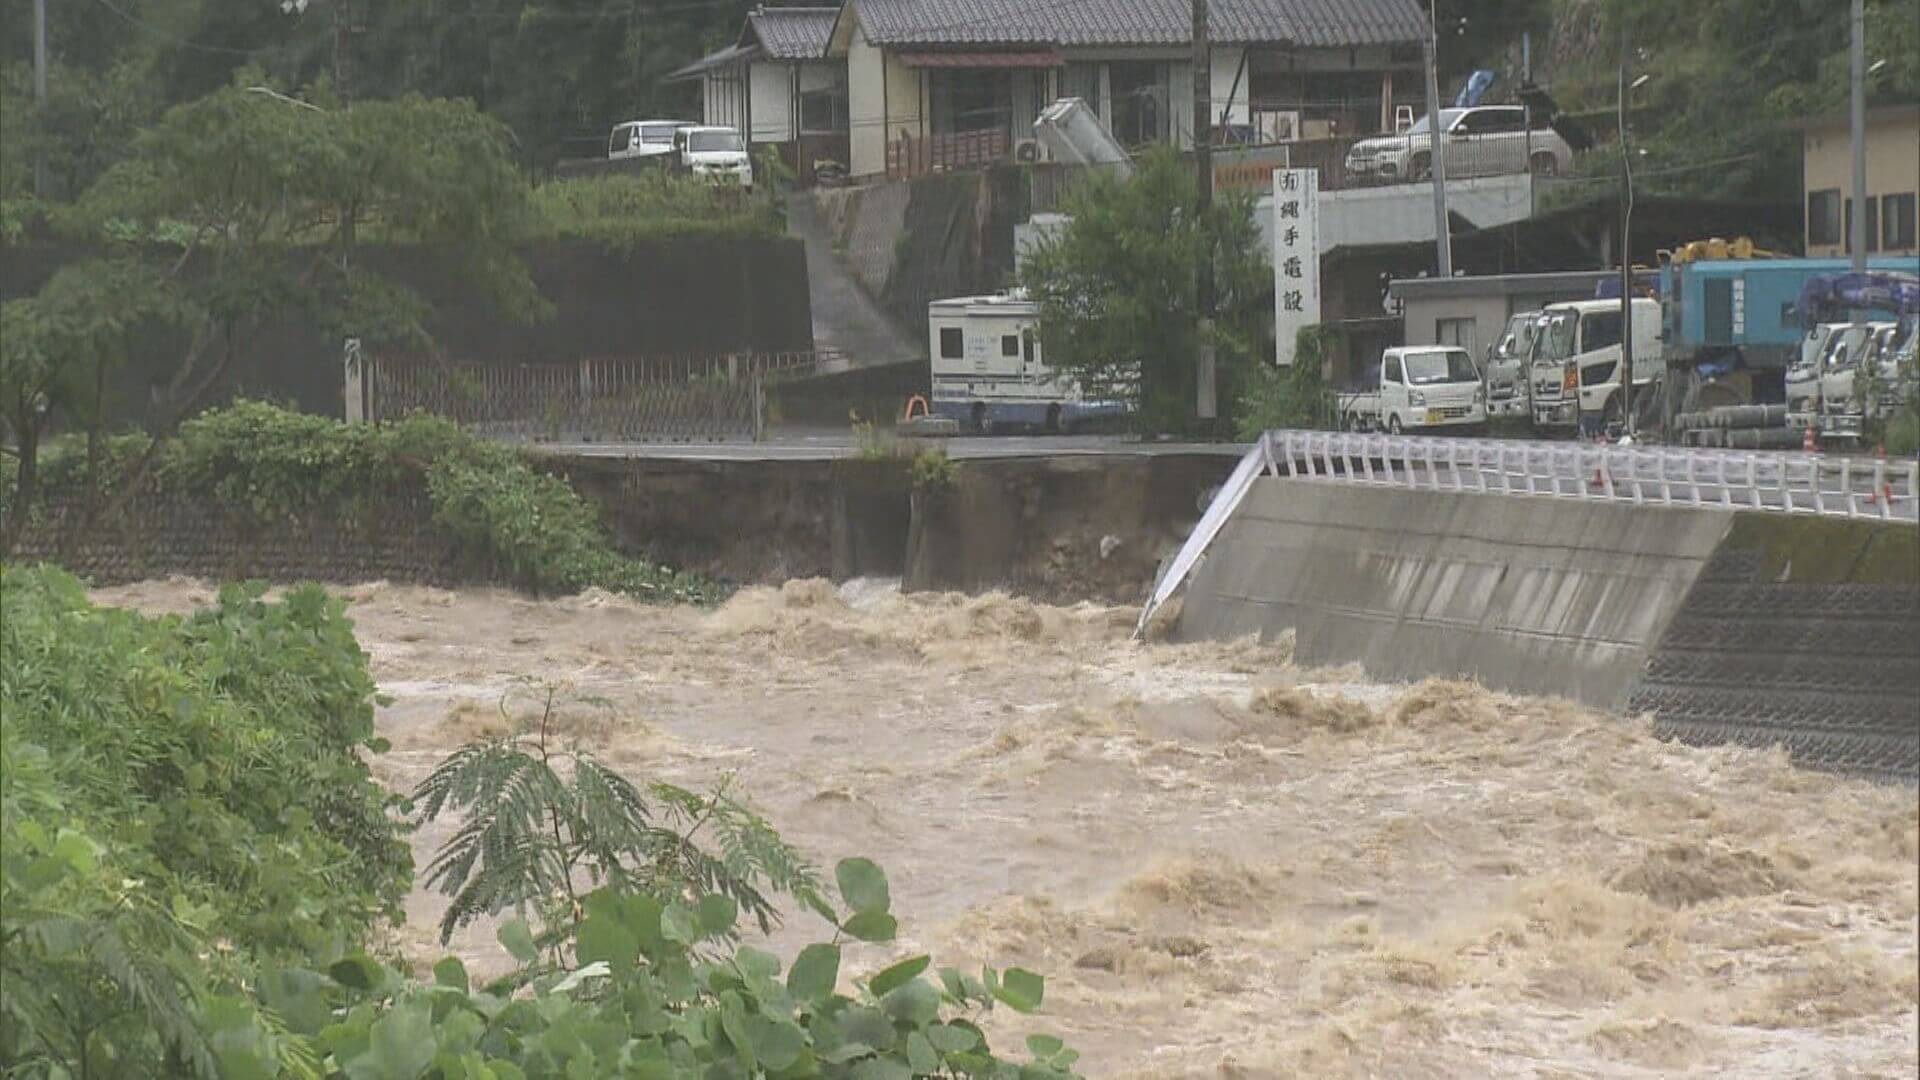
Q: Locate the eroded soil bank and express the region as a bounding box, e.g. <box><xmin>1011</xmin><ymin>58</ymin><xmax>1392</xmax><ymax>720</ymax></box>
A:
<box><xmin>95</xmin><ymin>578</ymin><xmax>1919</xmax><ymax>1078</ymax></box>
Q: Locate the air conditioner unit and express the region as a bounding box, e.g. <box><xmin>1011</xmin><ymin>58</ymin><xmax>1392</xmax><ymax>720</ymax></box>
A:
<box><xmin>1014</xmin><ymin>138</ymin><xmax>1041</xmax><ymax>163</ymax></box>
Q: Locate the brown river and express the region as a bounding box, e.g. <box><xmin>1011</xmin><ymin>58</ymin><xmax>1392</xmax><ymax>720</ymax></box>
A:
<box><xmin>95</xmin><ymin>577</ymin><xmax>1918</xmax><ymax>1078</ymax></box>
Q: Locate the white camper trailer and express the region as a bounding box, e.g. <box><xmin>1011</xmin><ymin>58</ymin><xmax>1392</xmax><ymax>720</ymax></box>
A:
<box><xmin>926</xmin><ymin>292</ymin><xmax>1122</xmax><ymax>433</ymax></box>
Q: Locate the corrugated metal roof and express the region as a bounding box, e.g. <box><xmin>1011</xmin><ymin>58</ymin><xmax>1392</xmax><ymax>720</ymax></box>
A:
<box><xmin>847</xmin><ymin>0</ymin><xmax>1426</xmax><ymax>48</ymax></box>
<box><xmin>748</xmin><ymin>7</ymin><xmax>839</xmax><ymax>60</ymax></box>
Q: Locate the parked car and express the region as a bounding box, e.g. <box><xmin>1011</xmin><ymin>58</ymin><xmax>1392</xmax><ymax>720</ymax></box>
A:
<box><xmin>1337</xmin><ymin>346</ymin><xmax>1486</xmax><ymax>434</ymax></box>
<box><xmin>608</xmin><ymin>120</ymin><xmax>689</xmax><ymax>162</ymax></box>
<box><xmin>1344</xmin><ymin>105</ymin><xmax>1573</xmax><ymax>183</ymax></box>
<box><xmin>673</xmin><ymin>125</ymin><xmax>753</xmax><ymax>189</ymax></box>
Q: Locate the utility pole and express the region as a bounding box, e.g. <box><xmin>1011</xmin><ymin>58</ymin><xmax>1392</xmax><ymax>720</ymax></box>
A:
<box><xmin>1523</xmin><ymin>30</ymin><xmax>1534</xmax><ymax>221</ymax></box>
<box><xmin>33</xmin><ymin>0</ymin><xmax>47</xmax><ymax>197</ymax></box>
<box><xmin>1617</xmin><ymin>21</ymin><xmax>1634</xmax><ymax>436</ymax></box>
<box><xmin>1192</xmin><ymin>0</ymin><xmax>1216</xmax><ymax>420</ymax></box>
<box><xmin>333</xmin><ymin>0</ymin><xmax>352</xmax><ymax>106</ymax></box>
<box><xmin>1423</xmin><ymin>0</ymin><xmax>1453</xmax><ymax>277</ymax></box>
<box><xmin>1849</xmin><ymin>0</ymin><xmax>1866</xmax><ymax>274</ymax></box>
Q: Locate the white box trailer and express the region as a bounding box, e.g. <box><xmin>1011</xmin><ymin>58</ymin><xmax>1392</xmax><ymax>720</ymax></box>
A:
<box><xmin>926</xmin><ymin>292</ymin><xmax>1124</xmax><ymax>433</ymax></box>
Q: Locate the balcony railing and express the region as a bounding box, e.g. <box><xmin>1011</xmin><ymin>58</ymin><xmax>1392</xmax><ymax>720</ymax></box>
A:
<box><xmin>886</xmin><ymin>129</ymin><xmax>1010</xmax><ymax>180</ymax></box>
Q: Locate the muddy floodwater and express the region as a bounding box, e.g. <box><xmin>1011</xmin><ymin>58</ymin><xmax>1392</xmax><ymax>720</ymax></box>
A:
<box><xmin>96</xmin><ymin>578</ymin><xmax>1918</xmax><ymax>1078</ymax></box>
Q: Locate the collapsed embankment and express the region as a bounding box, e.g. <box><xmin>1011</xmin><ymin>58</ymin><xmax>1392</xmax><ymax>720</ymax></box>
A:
<box><xmin>16</xmin><ymin>449</ymin><xmax>1237</xmax><ymax>605</ymax></box>
<box><xmin>1175</xmin><ymin>478</ymin><xmax>1920</xmax><ymax>779</ymax></box>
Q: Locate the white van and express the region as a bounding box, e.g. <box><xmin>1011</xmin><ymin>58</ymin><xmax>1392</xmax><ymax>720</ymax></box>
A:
<box><xmin>673</xmin><ymin>126</ymin><xmax>753</xmax><ymax>189</ymax></box>
<box><xmin>609</xmin><ymin>120</ymin><xmax>687</xmax><ymax>162</ymax></box>
<box><xmin>1529</xmin><ymin>297</ymin><xmax>1661</xmax><ymax>434</ymax></box>
<box><xmin>926</xmin><ymin>292</ymin><xmax>1122</xmax><ymax>433</ymax></box>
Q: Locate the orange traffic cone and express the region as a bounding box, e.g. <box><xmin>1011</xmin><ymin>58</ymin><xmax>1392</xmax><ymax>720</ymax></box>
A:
<box><xmin>1589</xmin><ymin>433</ymin><xmax>1608</xmax><ymax>490</ymax></box>
<box><xmin>1865</xmin><ymin>444</ymin><xmax>1895</xmax><ymax>506</ymax></box>
<box><xmin>1802</xmin><ymin>423</ymin><xmax>1817</xmax><ymax>453</ymax></box>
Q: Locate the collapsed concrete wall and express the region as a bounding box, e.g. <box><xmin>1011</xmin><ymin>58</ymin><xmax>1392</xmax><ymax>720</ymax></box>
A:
<box><xmin>905</xmin><ymin>454</ymin><xmax>1237</xmax><ymax>604</ymax></box>
<box><xmin>1175</xmin><ymin>480</ymin><xmax>1734</xmax><ymax>707</ymax></box>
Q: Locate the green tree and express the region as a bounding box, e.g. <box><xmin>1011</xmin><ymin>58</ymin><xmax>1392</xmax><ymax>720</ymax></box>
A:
<box><xmin>1018</xmin><ymin>148</ymin><xmax>1271</xmax><ymax>434</ymax></box>
<box><xmin>44</xmin><ymin>79</ymin><xmax>545</xmax><ymax>524</ymax></box>
<box><xmin>0</xmin><ymin>259</ymin><xmax>178</xmax><ymax>551</ymax></box>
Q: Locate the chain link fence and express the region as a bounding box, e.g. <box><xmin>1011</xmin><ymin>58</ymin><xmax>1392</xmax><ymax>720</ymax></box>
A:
<box><xmin>355</xmin><ymin>352</ymin><xmax>838</xmax><ymax>443</ymax></box>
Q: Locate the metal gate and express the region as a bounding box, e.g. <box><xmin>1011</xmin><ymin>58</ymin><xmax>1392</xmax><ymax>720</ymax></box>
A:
<box><xmin>352</xmin><ymin>351</ymin><xmax>835</xmax><ymax>443</ymax></box>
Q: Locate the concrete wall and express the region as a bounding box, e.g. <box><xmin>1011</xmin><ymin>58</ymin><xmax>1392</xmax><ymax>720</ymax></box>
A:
<box><xmin>1632</xmin><ymin>515</ymin><xmax>1919</xmax><ymax>781</ymax></box>
<box><xmin>3</xmin><ymin>237</ymin><xmax>815</xmax><ymax>423</ymax></box>
<box><xmin>1176</xmin><ymin>480</ymin><xmax>1732</xmax><ymax>707</ymax></box>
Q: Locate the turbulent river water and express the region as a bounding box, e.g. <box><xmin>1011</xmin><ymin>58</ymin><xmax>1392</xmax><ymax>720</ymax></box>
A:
<box><xmin>96</xmin><ymin>577</ymin><xmax>1918</xmax><ymax>1078</ymax></box>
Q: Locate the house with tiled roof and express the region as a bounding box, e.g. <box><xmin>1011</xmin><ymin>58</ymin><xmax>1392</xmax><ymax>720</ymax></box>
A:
<box><xmin>677</xmin><ymin>0</ymin><xmax>1429</xmax><ymax>181</ymax></box>
<box><xmin>669</xmin><ymin>7</ymin><xmax>849</xmax><ymax>183</ymax></box>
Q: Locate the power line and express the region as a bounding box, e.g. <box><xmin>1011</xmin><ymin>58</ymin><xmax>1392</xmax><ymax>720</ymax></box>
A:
<box><xmin>90</xmin><ymin>0</ymin><xmax>293</xmax><ymax>56</ymax></box>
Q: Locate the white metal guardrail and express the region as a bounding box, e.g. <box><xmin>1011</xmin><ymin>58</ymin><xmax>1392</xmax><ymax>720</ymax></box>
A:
<box><xmin>1134</xmin><ymin>430</ymin><xmax>1918</xmax><ymax>638</ymax></box>
<box><xmin>1264</xmin><ymin>431</ymin><xmax>1920</xmax><ymax>524</ymax></box>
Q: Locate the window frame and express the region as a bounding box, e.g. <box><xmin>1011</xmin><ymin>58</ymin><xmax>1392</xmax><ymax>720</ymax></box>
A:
<box><xmin>1881</xmin><ymin>192</ymin><xmax>1916</xmax><ymax>250</ymax></box>
<box><xmin>939</xmin><ymin>327</ymin><xmax>964</xmax><ymax>360</ymax></box>
<box><xmin>1808</xmin><ymin>188</ymin><xmax>1843</xmax><ymax>247</ymax></box>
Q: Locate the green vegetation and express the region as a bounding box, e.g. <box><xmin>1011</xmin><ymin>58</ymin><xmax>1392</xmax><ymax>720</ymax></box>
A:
<box><xmin>2</xmin><ymin>569</ymin><xmax>1080</xmax><ymax>1076</ymax></box>
<box><xmin>1234</xmin><ymin>326</ymin><xmax>1339</xmax><ymax>437</ymax></box>
<box><xmin>1544</xmin><ymin>0</ymin><xmax>1919</xmax><ymax>204</ymax></box>
<box><xmin>529</xmin><ymin>174</ymin><xmax>783</xmax><ymax>246</ymax></box>
<box><xmin>1</xmin><ymin>565</ymin><xmax>411</xmax><ymax>1074</ymax></box>
<box><xmin>3</xmin><ymin>400</ymin><xmax>722</xmax><ymax>604</ymax></box>
<box><xmin>1019</xmin><ymin>147</ymin><xmax>1270</xmax><ymax>435</ymax></box>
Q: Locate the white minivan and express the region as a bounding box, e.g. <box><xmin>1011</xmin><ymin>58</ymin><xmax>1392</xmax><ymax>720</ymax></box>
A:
<box><xmin>673</xmin><ymin>126</ymin><xmax>753</xmax><ymax>189</ymax></box>
<box><xmin>608</xmin><ymin>120</ymin><xmax>687</xmax><ymax>162</ymax></box>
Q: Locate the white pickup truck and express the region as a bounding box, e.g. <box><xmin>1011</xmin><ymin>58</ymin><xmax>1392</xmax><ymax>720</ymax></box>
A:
<box><xmin>1337</xmin><ymin>346</ymin><xmax>1487</xmax><ymax>434</ymax></box>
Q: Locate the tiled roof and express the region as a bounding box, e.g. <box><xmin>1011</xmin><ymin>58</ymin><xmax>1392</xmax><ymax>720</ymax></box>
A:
<box><xmin>847</xmin><ymin>0</ymin><xmax>1426</xmax><ymax>48</ymax></box>
<box><xmin>748</xmin><ymin>7</ymin><xmax>839</xmax><ymax>59</ymax></box>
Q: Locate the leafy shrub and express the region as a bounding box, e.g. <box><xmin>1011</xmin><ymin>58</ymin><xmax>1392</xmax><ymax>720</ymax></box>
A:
<box><xmin>1234</xmin><ymin>325</ymin><xmax>1338</xmax><ymax>438</ymax></box>
<box><xmin>13</xmin><ymin>399</ymin><xmax>725</xmax><ymax>604</ymax></box>
<box><xmin>412</xmin><ymin>682</ymin><xmax>827</xmax><ymax>951</ymax></box>
<box><xmin>1</xmin><ymin>565</ymin><xmax>412</xmax><ymax>1074</ymax></box>
<box><xmin>910</xmin><ymin>449</ymin><xmax>957</xmax><ymax>492</ymax></box>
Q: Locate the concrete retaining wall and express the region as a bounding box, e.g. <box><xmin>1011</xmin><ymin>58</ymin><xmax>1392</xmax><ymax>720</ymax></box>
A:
<box><xmin>1176</xmin><ymin>480</ymin><xmax>1733</xmax><ymax>708</ymax></box>
<box><xmin>1175</xmin><ymin>479</ymin><xmax>1919</xmax><ymax>780</ymax></box>
<box><xmin>1632</xmin><ymin>516</ymin><xmax>1919</xmax><ymax>781</ymax></box>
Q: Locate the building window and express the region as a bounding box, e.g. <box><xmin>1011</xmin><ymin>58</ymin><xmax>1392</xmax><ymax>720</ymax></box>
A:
<box><xmin>930</xmin><ymin>69</ymin><xmax>1011</xmax><ymax>135</ymax></box>
<box><xmin>940</xmin><ymin>328</ymin><xmax>964</xmax><ymax>359</ymax></box>
<box><xmin>1808</xmin><ymin>188</ymin><xmax>1842</xmax><ymax>247</ymax></box>
<box><xmin>1882</xmin><ymin>193</ymin><xmax>1916</xmax><ymax>250</ymax></box>
<box><xmin>1845</xmin><ymin>197</ymin><xmax>1880</xmax><ymax>253</ymax></box>
<box><xmin>1001</xmin><ymin>334</ymin><xmax>1019</xmax><ymax>357</ymax></box>
<box><xmin>1435</xmin><ymin>317</ymin><xmax>1477</xmax><ymax>357</ymax></box>
<box><xmin>799</xmin><ymin>79</ymin><xmax>849</xmax><ymax>134</ymax></box>
<box><xmin>1109</xmin><ymin>62</ymin><xmax>1168</xmax><ymax>146</ymax></box>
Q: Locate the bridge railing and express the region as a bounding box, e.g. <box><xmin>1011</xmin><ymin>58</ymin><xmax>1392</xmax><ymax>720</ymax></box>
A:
<box><xmin>1263</xmin><ymin>431</ymin><xmax>1920</xmax><ymax>524</ymax></box>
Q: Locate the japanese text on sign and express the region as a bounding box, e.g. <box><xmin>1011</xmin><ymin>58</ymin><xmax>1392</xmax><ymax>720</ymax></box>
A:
<box><xmin>1271</xmin><ymin>168</ymin><xmax>1321</xmax><ymax>366</ymax></box>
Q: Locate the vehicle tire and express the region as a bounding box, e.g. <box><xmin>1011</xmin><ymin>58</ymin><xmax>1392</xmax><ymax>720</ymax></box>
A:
<box><xmin>1387</xmin><ymin>414</ymin><xmax>1403</xmax><ymax>435</ymax></box>
<box><xmin>1529</xmin><ymin>151</ymin><xmax>1559</xmax><ymax>177</ymax></box>
<box><xmin>1044</xmin><ymin>403</ymin><xmax>1062</xmax><ymax>435</ymax></box>
<box><xmin>1408</xmin><ymin>154</ymin><xmax>1431</xmax><ymax>182</ymax></box>
<box><xmin>970</xmin><ymin>402</ymin><xmax>989</xmax><ymax>435</ymax></box>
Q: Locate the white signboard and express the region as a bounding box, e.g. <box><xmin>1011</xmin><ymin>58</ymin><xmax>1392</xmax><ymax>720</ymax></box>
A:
<box><xmin>1272</xmin><ymin>168</ymin><xmax>1321</xmax><ymax>366</ymax></box>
